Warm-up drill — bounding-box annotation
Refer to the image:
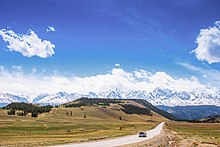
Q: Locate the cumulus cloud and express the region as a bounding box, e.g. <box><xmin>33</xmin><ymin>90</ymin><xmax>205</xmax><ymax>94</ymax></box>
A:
<box><xmin>177</xmin><ymin>61</ymin><xmax>220</xmax><ymax>89</ymax></box>
<box><xmin>46</xmin><ymin>26</ymin><xmax>56</xmax><ymax>32</ymax></box>
<box><xmin>0</xmin><ymin>66</ymin><xmax>218</xmax><ymax>98</ymax></box>
<box><xmin>191</xmin><ymin>21</ymin><xmax>220</xmax><ymax>64</ymax></box>
<box><xmin>115</xmin><ymin>63</ymin><xmax>120</xmax><ymax>67</ymax></box>
<box><xmin>0</xmin><ymin>29</ymin><xmax>55</xmax><ymax>58</ymax></box>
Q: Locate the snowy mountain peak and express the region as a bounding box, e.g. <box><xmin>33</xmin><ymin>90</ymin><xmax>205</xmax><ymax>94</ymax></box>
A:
<box><xmin>32</xmin><ymin>93</ymin><xmax>50</xmax><ymax>103</ymax></box>
<box><xmin>56</xmin><ymin>92</ymin><xmax>68</xmax><ymax>97</ymax></box>
<box><xmin>34</xmin><ymin>92</ymin><xmax>69</xmax><ymax>105</ymax></box>
<box><xmin>1</xmin><ymin>88</ymin><xmax>220</xmax><ymax>106</ymax></box>
<box><xmin>0</xmin><ymin>92</ymin><xmax>28</xmax><ymax>104</ymax></box>
<box><xmin>104</xmin><ymin>88</ymin><xmax>125</xmax><ymax>99</ymax></box>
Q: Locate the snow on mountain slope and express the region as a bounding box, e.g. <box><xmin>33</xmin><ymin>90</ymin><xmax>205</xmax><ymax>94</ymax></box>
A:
<box><xmin>64</xmin><ymin>93</ymin><xmax>83</xmax><ymax>103</ymax></box>
<box><xmin>1</xmin><ymin>88</ymin><xmax>220</xmax><ymax>106</ymax></box>
<box><xmin>32</xmin><ymin>93</ymin><xmax>50</xmax><ymax>103</ymax></box>
<box><xmin>35</xmin><ymin>92</ymin><xmax>69</xmax><ymax>105</ymax></box>
<box><xmin>32</xmin><ymin>92</ymin><xmax>83</xmax><ymax>105</ymax></box>
<box><xmin>0</xmin><ymin>93</ymin><xmax>28</xmax><ymax>104</ymax></box>
<box><xmin>125</xmin><ymin>88</ymin><xmax>220</xmax><ymax>106</ymax></box>
<box><xmin>98</xmin><ymin>88</ymin><xmax>125</xmax><ymax>99</ymax></box>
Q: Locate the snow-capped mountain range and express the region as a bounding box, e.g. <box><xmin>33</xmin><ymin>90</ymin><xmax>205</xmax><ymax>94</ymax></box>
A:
<box><xmin>1</xmin><ymin>88</ymin><xmax>220</xmax><ymax>106</ymax></box>
<box><xmin>0</xmin><ymin>93</ymin><xmax>28</xmax><ymax>107</ymax></box>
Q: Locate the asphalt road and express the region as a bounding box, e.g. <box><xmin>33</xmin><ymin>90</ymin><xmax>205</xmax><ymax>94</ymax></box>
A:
<box><xmin>51</xmin><ymin>122</ymin><xmax>165</xmax><ymax>147</ymax></box>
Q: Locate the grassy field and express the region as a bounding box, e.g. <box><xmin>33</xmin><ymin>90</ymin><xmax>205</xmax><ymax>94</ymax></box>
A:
<box><xmin>167</xmin><ymin>121</ymin><xmax>220</xmax><ymax>146</ymax></box>
<box><xmin>0</xmin><ymin>104</ymin><xmax>166</xmax><ymax>146</ymax></box>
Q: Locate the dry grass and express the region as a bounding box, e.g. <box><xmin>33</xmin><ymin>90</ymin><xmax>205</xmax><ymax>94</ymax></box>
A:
<box><xmin>0</xmin><ymin>106</ymin><xmax>166</xmax><ymax>146</ymax></box>
<box><xmin>167</xmin><ymin>121</ymin><xmax>220</xmax><ymax>146</ymax></box>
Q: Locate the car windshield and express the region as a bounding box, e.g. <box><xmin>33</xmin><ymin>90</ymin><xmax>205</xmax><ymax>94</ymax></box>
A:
<box><xmin>139</xmin><ymin>132</ymin><xmax>145</xmax><ymax>134</ymax></box>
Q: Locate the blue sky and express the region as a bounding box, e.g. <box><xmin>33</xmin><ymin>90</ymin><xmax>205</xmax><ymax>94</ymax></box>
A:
<box><xmin>1</xmin><ymin>0</ymin><xmax>220</xmax><ymax>96</ymax></box>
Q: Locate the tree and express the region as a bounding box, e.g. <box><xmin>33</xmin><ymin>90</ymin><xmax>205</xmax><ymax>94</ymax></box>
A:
<box><xmin>8</xmin><ymin>109</ymin><xmax>15</xmax><ymax>115</ymax></box>
<box><xmin>31</xmin><ymin>111</ymin><xmax>38</xmax><ymax>117</ymax></box>
<box><xmin>4</xmin><ymin>102</ymin><xmax>52</xmax><ymax>117</ymax></box>
<box><xmin>17</xmin><ymin>111</ymin><xmax>26</xmax><ymax>116</ymax></box>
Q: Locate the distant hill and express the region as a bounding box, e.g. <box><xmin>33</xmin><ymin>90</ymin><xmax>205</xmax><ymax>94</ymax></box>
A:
<box><xmin>157</xmin><ymin>105</ymin><xmax>220</xmax><ymax>120</ymax></box>
<box><xmin>62</xmin><ymin>98</ymin><xmax>176</xmax><ymax>120</ymax></box>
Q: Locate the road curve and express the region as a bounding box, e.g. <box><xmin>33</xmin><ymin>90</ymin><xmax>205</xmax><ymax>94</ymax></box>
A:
<box><xmin>51</xmin><ymin>122</ymin><xmax>165</xmax><ymax>147</ymax></box>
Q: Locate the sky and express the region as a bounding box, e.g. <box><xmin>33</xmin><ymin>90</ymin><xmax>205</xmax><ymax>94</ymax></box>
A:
<box><xmin>1</xmin><ymin>0</ymin><xmax>220</xmax><ymax>97</ymax></box>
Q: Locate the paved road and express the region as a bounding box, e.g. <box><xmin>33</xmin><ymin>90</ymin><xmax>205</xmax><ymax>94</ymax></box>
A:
<box><xmin>51</xmin><ymin>122</ymin><xmax>165</xmax><ymax>147</ymax></box>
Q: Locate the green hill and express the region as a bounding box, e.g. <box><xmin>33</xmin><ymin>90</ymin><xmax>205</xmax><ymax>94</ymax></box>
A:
<box><xmin>62</xmin><ymin>98</ymin><xmax>176</xmax><ymax>120</ymax></box>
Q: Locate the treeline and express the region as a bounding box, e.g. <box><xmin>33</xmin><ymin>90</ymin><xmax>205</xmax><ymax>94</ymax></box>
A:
<box><xmin>121</xmin><ymin>104</ymin><xmax>152</xmax><ymax>116</ymax></box>
<box><xmin>186</xmin><ymin>115</ymin><xmax>220</xmax><ymax>123</ymax></box>
<box><xmin>3</xmin><ymin>102</ymin><xmax>52</xmax><ymax>117</ymax></box>
<box><xmin>64</xmin><ymin>98</ymin><xmax>121</xmax><ymax>108</ymax></box>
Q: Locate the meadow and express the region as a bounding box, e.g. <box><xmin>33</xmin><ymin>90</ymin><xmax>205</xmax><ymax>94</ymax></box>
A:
<box><xmin>0</xmin><ymin>104</ymin><xmax>165</xmax><ymax>146</ymax></box>
<box><xmin>167</xmin><ymin>121</ymin><xmax>220</xmax><ymax>146</ymax></box>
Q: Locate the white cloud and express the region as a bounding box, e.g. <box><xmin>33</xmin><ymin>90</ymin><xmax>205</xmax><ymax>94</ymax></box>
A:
<box><xmin>191</xmin><ymin>21</ymin><xmax>220</xmax><ymax>64</ymax></box>
<box><xmin>177</xmin><ymin>61</ymin><xmax>220</xmax><ymax>89</ymax></box>
<box><xmin>0</xmin><ymin>29</ymin><xmax>55</xmax><ymax>58</ymax></box>
<box><xmin>134</xmin><ymin>69</ymin><xmax>151</xmax><ymax>79</ymax></box>
<box><xmin>115</xmin><ymin>63</ymin><xmax>120</xmax><ymax>67</ymax></box>
<box><xmin>0</xmin><ymin>66</ymin><xmax>218</xmax><ymax>98</ymax></box>
<box><xmin>46</xmin><ymin>26</ymin><xmax>56</xmax><ymax>32</ymax></box>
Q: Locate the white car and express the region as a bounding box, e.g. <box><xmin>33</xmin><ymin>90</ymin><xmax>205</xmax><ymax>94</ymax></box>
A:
<box><xmin>138</xmin><ymin>131</ymin><xmax>147</xmax><ymax>137</ymax></box>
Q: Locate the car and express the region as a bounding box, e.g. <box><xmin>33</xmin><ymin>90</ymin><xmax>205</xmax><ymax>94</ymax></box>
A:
<box><xmin>138</xmin><ymin>131</ymin><xmax>147</xmax><ymax>137</ymax></box>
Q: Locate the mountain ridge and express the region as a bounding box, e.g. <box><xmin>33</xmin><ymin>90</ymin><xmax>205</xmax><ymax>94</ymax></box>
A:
<box><xmin>1</xmin><ymin>88</ymin><xmax>220</xmax><ymax>106</ymax></box>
